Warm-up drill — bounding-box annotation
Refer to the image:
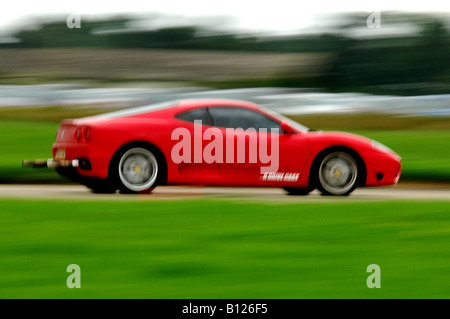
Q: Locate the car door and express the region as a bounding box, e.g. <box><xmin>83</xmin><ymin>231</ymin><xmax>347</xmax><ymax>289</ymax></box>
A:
<box><xmin>172</xmin><ymin>107</ymin><xmax>221</xmax><ymax>183</ymax></box>
<box><xmin>207</xmin><ymin>106</ymin><xmax>308</xmax><ymax>187</ymax></box>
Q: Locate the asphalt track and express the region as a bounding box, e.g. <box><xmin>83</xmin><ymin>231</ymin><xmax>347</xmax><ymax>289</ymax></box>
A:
<box><xmin>0</xmin><ymin>183</ymin><xmax>449</xmax><ymax>201</ymax></box>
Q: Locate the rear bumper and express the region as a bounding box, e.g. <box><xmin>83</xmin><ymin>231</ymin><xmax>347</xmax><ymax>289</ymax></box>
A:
<box><xmin>52</xmin><ymin>142</ymin><xmax>111</xmax><ymax>179</ymax></box>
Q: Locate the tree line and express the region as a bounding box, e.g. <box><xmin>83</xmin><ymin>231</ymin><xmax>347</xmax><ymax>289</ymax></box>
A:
<box><xmin>2</xmin><ymin>13</ymin><xmax>449</xmax><ymax>95</ymax></box>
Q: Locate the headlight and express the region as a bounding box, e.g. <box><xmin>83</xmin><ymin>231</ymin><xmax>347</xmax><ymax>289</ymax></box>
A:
<box><xmin>371</xmin><ymin>140</ymin><xmax>399</xmax><ymax>159</ymax></box>
<box><xmin>371</xmin><ymin>140</ymin><xmax>393</xmax><ymax>153</ymax></box>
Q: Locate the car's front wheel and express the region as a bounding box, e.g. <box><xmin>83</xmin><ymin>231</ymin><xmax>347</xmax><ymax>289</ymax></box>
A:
<box><xmin>316</xmin><ymin>151</ymin><xmax>358</xmax><ymax>196</ymax></box>
<box><xmin>283</xmin><ymin>187</ymin><xmax>313</xmax><ymax>196</ymax></box>
<box><xmin>116</xmin><ymin>147</ymin><xmax>160</xmax><ymax>193</ymax></box>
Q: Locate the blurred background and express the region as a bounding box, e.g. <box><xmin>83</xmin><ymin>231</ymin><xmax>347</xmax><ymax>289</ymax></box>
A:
<box><xmin>0</xmin><ymin>4</ymin><xmax>449</xmax><ymax>184</ymax></box>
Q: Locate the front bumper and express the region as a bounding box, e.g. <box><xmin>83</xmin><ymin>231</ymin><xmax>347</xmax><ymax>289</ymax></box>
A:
<box><xmin>364</xmin><ymin>152</ymin><xmax>402</xmax><ymax>186</ymax></box>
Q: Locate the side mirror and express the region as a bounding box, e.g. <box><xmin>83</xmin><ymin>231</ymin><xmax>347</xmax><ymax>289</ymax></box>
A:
<box><xmin>281</xmin><ymin>120</ymin><xmax>295</xmax><ymax>135</ymax></box>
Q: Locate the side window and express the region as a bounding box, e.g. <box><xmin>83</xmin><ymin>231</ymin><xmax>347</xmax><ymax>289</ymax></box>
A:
<box><xmin>208</xmin><ymin>107</ymin><xmax>281</xmax><ymax>132</ymax></box>
<box><xmin>175</xmin><ymin>108</ymin><xmax>212</xmax><ymax>126</ymax></box>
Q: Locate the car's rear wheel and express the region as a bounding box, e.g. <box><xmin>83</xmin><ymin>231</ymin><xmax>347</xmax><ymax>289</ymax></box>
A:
<box><xmin>83</xmin><ymin>178</ymin><xmax>117</xmax><ymax>194</ymax></box>
<box><xmin>117</xmin><ymin>147</ymin><xmax>159</xmax><ymax>193</ymax></box>
<box><xmin>317</xmin><ymin>151</ymin><xmax>358</xmax><ymax>196</ymax></box>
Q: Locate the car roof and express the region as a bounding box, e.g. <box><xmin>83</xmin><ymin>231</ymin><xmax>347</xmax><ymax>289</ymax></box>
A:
<box><xmin>79</xmin><ymin>98</ymin><xmax>263</xmax><ymax>122</ymax></box>
<box><xmin>174</xmin><ymin>99</ymin><xmax>261</xmax><ymax>111</ymax></box>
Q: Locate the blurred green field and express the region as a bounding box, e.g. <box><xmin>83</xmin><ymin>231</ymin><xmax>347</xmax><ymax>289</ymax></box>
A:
<box><xmin>0</xmin><ymin>199</ymin><xmax>449</xmax><ymax>298</ymax></box>
<box><xmin>0</xmin><ymin>121</ymin><xmax>60</xmax><ymax>183</ymax></box>
<box><xmin>1</xmin><ymin>115</ymin><xmax>450</xmax><ymax>183</ymax></box>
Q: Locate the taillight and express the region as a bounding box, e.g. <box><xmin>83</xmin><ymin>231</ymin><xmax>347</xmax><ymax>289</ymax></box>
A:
<box><xmin>84</xmin><ymin>128</ymin><xmax>91</xmax><ymax>141</ymax></box>
<box><xmin>75</xmin><ymin>128</ymin><xmax>81</xmax><ymax>141</ymax></box>
<box><xmin>75</xmin><ymin>126</ymin><xmax>92</xmax><ymax>143</ymax></box>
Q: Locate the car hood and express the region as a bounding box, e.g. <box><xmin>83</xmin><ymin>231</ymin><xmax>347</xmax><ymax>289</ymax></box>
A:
<box><xmin>305</xmin><ymin>130</ymin><xmax>372</xmax><ymax>144</ymax></box>
<box><xmin>305</xmin><ymin>130</ymin><xmax>400</xmax><ymax>158</ymax></box>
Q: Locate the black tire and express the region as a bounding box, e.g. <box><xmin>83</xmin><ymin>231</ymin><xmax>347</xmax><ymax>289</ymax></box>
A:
<box><xmin>111</xmin><ymin>145</ymin><xmax>164</xmax><ymax>194</ymax></box>
<box><xmin>83</xmin><ymin>178</ymin><xmax>117</xmax><ymax>194</ymax></box>
<box><xmin>283</xmin><ymin>187</ymin><xmax>313</xmax><ymax>196</ymax></box>
<box><xmin>315</xmin><ymin>151</ymin><xmax>359</xmax><ymax>196</ymax></box>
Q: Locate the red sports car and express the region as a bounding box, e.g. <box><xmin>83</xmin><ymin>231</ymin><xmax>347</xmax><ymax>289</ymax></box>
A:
<box><xmin>24</xmin><ymin>99</ymin><xmax>401</xmax><ymax>195</ymax></box>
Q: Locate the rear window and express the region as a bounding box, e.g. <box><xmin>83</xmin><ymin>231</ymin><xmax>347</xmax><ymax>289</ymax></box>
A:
<box><xmin>175</xmin><ymin>108</ymin><xmax>212</xmax><ymax>126</ymax></box>
<box><xmin>88</xmin><ymin>101</ymin><xmax>179</xmax><ymax>119</ymax></box>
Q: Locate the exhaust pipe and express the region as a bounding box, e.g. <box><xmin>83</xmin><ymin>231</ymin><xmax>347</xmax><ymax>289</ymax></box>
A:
<box><xmin>22</xmin><ymin>159</ymin><xmax>80</xmax><ymax>169</ymax></box>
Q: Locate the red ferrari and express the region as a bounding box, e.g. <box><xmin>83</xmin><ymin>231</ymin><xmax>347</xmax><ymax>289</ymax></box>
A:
<box><xmin>24</xmin><ymin>99</ymin><xmax>401</xmax><ymax>195</ymax></box>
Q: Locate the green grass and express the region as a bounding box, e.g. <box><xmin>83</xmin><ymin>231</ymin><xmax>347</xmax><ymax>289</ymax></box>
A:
<box><xmin>0</xmin><ymin>121</ymin><xmax>61</xmax><ymax>183</ymax></box>
<box><xmin>0</xmin><ymin>199</ymin><xmax>449</xmax><ymax>298</ymax></box>
<box><xmin>0</xmin><ymin>106</ymin><xmax>105</xmax><ymax>123</ymax></box>
<box><xmin>1</xmin><ymin>117</ymin><xmax>449</xmax><ymax>183</ymax></box>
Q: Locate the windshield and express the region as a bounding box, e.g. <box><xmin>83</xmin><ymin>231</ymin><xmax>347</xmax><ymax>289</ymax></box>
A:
<box><xmin>259</xmin><ymin>105</ymin><xmax>309</xmax><ymax>132</ymax></box>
